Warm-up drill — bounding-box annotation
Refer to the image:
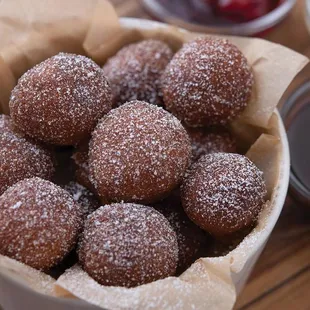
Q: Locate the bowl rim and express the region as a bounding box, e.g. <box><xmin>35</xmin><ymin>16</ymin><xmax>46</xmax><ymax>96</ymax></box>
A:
<box><xmin>142</xmin><ymin>0</ymin><xmax>297</xmax><ymax>36</ymax></box>
<box><xmin>0</xmin><ymin>17</ymin><xmax>291</xmax><ymax>309</ymax></box>
<box><xmin>305</xmin><ymin>0</ymin><xmax>310</xmax><ymax>33</ymax></box>
<box><xmin>281</xmin><ymin>80</ymin><xmax>310</xmax><ymax>204</ymax></box>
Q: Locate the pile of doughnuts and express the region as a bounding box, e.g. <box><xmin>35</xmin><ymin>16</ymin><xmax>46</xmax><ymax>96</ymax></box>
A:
<box><xmin>0</xmin><ymin>37</ymin><xmax>267</xmax><ymax>288</ymax></box>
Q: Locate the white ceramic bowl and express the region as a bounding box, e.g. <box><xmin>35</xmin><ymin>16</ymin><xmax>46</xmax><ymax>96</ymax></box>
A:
<box><xmin>0</xmin><ymin>18</ymin><xmax>290</xmax><ymax>310</ymax></box>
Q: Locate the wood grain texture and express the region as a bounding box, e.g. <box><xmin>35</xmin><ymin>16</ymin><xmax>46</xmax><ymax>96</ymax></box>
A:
<box><xmin>235</xmin><ymin>198</ymin><xmax>310</xmax><ymax>309</ymax></box>
<box><xmin>110</xmin><ymin>1</ymin><xmax>310</xmax><ymax>309</ymax></box>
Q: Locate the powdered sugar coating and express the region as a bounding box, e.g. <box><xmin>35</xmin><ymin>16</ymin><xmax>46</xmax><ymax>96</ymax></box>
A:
<box><xmin>63</xmin><ymin>181</ymin><xmax>100</xmax><ymax>220</ymax></box>
<box><xmin>162</xmin><ymin>37</ymin><xmax>253</xmax><ymax>126</ymax></box>
<box><xmin>89</xmin><ymin>101</ymin><xmax>192</xmax><ymax>204</ymax></box>
<box><xmin>103</xmin><ymin>39</ymin><xmax>173</xmax><ymax>107</ymax></box>
<box><xmin>78</xmin><ymin>203</ymin><xmax>178</xmax><ymax>287</ymax></box>
<box><xmin>181</xmin><ymin>153</ymin><xmax>267</xmax><ymax>236</ymax></box>
<box><xmin>0</xmin><ymin>114</ymin><xmax>12</xmax><ymax>133</ymax></box>
<box><xmin>10</xmin><ymin>53</ymin><xmax>112</xmax><ymax>145</ymax></box>
<box><xmin>0</xmin><ymin>116</ymin><xmax>54</xmax><ymax>195</ymax></box>
<box><xmin>0</xmin><ymin>177</ymin><xmax>83</xmax><ymax>270</ymax></box>
<box><xmin>187</xmin><ymin>127</ymin><xmax>237</xmax><ymax>162</ymax></box>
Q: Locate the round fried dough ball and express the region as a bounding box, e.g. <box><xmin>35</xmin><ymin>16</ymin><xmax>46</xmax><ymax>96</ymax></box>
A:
<box><xmin>0</xmin><ymin>177</ymin><xmax>83</xmax><ymax>270</ymax></box>
<box><xmin>103</xmin><ymin>39</ymin><xmax>173</xmax><ymax>107</ymax></box>
<box><xmin>10</xmin><ymin>53</ymin><xmax>112</xmax><ymax>145</ymax></box>
<box><xmin>0</xmin><ymin>115</ymin><xmax>54</xmax><ymax>195</ymax></box>
<box><xmin>181</xmin><ymin>153</ymin><xmax>266</xmax><ymax>236</ymax></box>
<box><xmin>162</xmin><ymin>37</ymin><xmax>253</xmax><ymax>126</ymax></box>
<box><xmin>89</xmin><ymin>101</ymin><xmax>191</xmax><ymax>204</ymax></box>
<box><xmin>78</xmin><ymin>203</ymin><xmax>178</xmax><ymax>287</ymax></box>
<box><xmin>187</xmin><ymin>127</ymin><xmax>236</xmax><ymax>161</ymax></box>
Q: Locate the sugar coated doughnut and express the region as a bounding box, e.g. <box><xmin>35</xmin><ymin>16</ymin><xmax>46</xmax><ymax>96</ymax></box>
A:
<box><xmin>89</xmin><ymin>101</ymin><xmax>191</xmax><ymax>203</ymax></box>
<box><xmin>181</xmin><ymin>153</ymin><xmax>266</xmax><ymax>236</ymax></box>
<box><xmin>187</xmin><ymin>127</ymin><xmax>236</xmax><ymax>161</ymax></box>
<box><xmin>103</xmin><ymin>40</ymin><xmax>173</xmax><ymax>107</ymax></box>
<box><xmin>162</xmin><ymin>37</ymin><xmax>253</xmax><ymax>126</ymax></box>
<box><xmin>0</xmin><ymin>115</ymin><xmax>54</xmax><ymax>195</ymax></box>
<box><xmin>0</xmin><ymin>177</ymin><xmax>83</xmax><ymax>270</ymax></box>
<box><xmin>79</xmin><ymin>203</ymin><xmax>178</xmax><ymax>287</ymax></box>
<box><xmin>10</xmin><ymin>53</ymin><xmax>112</xmax><ymax>145</ymax></box>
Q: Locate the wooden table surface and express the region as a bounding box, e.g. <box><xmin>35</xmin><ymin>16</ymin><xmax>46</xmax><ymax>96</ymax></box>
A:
<box><xmin>111</xmin><ymin>1</ymin><xmax>310</xmax><ymax>309</ymax></box>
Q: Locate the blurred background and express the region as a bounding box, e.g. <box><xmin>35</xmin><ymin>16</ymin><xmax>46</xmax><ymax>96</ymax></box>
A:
<box><xmin>110</xmin><ymin>0</ymin><xmax>310</xmax><ymax>309</ymax></box>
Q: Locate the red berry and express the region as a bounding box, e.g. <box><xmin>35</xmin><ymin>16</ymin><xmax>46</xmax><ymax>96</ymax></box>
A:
<box><xmin>215</xmin><ymin>0</ymin><xmax>281</xmax><ymax>22</ymax></box>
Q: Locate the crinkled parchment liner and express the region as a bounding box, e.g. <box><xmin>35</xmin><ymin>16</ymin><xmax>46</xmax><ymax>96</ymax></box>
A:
<box><xmin>0</xmin><ymin>1</ymin><xmax>308</xmax><ymax>309</ymax></box>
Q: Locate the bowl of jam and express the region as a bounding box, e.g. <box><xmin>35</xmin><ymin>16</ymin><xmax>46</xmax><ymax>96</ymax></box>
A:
<box><xmin>281</xmin><ymin>81</ymin><xmax>310</xmax><ymax>205</ymax></box>
<box><xmin>142</xmin><ymin>0</ymin><xmax>296</xmax><ymax>36</ymax></box>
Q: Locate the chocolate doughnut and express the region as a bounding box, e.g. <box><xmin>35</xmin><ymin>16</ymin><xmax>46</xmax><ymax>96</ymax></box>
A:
<box><xmin>162</xmin><ymin>37</ymin><xmax>253</xmax><ymax>126</ymax></box>
<box><xmin>89</xmin><ymin>101</ymin><xmax>191</xmax><ymax>204</ymax></box>
<box><xmin>0</xmin><ymin>115</ymin><xmax>54</xmax><ymax>195</ymax></box>
<box><xmin>0</xmin><ymin>177</ymin><xmax>83</xmax><ymax>270</ymax></box>
<box><xmin>10</xmin><ymin>53</ymin><xmax>112</xmax><ymax>145</ymax></box>
<box><xmin>78</xmin><ymin>203</ymin><xmax>178</xmax><ymax>287</ymax></box>
<box><xmin>181</xmin><ymin>153</ymin><xmax>266</xmax><ymax>236</ymax></box>
<box><xmin>187</xmin><ymin>127</ymin><xmax>237</xmax><ymax>161</ymax></box>
<box><xmin>103</xmin><ymin>39</ymin><xmax>173</xmax><ymax>107</ymax></box>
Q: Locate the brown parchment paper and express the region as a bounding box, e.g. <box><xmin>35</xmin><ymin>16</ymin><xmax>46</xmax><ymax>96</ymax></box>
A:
<box><xmin>0</xmin><ymin>1</ymin><xmax>308</xmax><ymax>309</ymax></box>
